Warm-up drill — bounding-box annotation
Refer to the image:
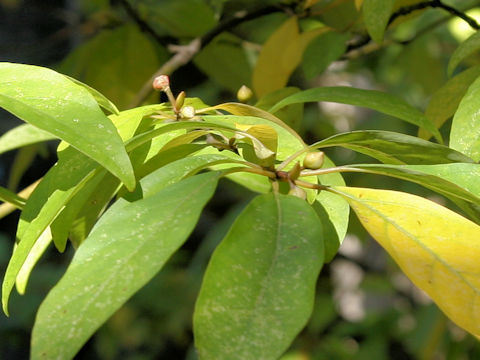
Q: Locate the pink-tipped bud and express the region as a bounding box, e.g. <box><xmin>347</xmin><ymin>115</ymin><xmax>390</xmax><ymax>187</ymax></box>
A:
<box><xmin>153</xmin><ymin>75</ymin><xmax>170</xmax><ymax>91</ymax></box>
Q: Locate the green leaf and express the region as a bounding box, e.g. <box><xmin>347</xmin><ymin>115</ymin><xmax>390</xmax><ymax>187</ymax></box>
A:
<box><xmin>8</xmin><ymin>144</ymin><xmax>40</xmax><ymax>191</ymax></box>
<box><xmin>202</xmin><ymin>114</ymin><xmax>305</xmax><ymax>160</ymax></box>
<box><xmin>126</xmin><ymin>154</ymin><xmax>246</xmax><ymax>203</ymax></box>
<box><xmin>252</xmin><ymin>16</ymin><xmax>327</xmax><ymax>97</ymax></box>
<box><xmin>15</xmin><ymin>226</ymin><xmax>53</xmax><ymax>299</ymax></box>
<box><xmin>302</xmin><ymin>31</ymin><xmax>349</xmax><ymax>79</ymax></box>
<box><xmin>269</xmin><ymin>86</ymin><xmax>442</xmax><ymax>142</ymax></box>
<box><xmin>0</xmin><ymin>124</ymin><xmax>55</xmax><ymax>155</ymax></box>
<box><xmin>450</xmin><ymin>74</ymin><xmax>480</xmax><ymax>161</ymax></box>
<box><xmin>64</xmin><ymin>75</ymin><xmax>119</xmax><ymax>115</ymax></box>
<box><xmin>332</xmin><ymin>186</ymin><xmax>480</xmax><ymax>337</ymax></box>
<box><xmin>140</xmin><ymin>0</ymin><xmax>217</xmax><ymax>37</ymax></box>
<box><xmin>209</xmin><ymin>102</ymin><xmax>306</xmax><ymax>149</ymax></box>
<box><xmin>311</xmin><ymin>130</ymin><xmax>472</xmax><ymax>165</ymax></box>
<box><xmin>420</xmin><ymin>65</ymin><xmax>480</xmax><ymax>140</ymax></box>
<box><xmin>0</xmin><ymin>185</ymin><xmax>26</xmax><ymax>209</ymax></box>
<box><xmin>255</xmin><ymin>87</ymin><xmax>304</xmax><ymax>131</ymax></box>
<box><xmin>194</xmin><ymin>33</ymin><xmax>253</xmax><ymax>92</ymax></box>
<box><xmin>194</xmin><ymin>193</ymin><xmax>324</xmax><ymax>359</ymax></box>
<box><xmin>2</xmin><ymin>147</ymin><xmax>100</xmax><ymax>313</ymax></box>
<box><xmin>362</xmin><ymin>0</ymin><xmax>394</xmax><ymax>43</ymax></box>
<box><xmin>134</xmin><ymin>144</ymin><xmax>207</xmax><ymax>183</ymax></box>
<box><xmin>110</xmin><ymin>104</ymin><xmax>169</xmax><ymax>142</ymax></box>
<box><xmin>59</xmin><ymin>25</ymin><xmax>165</xmax><ymax>109</ymax></box>
<box><xmin>448</xmin><ymin>30</ymin><xmax>480</xmax><ymax>77</ymax></box>
<box><xmin>125</xmin><ymin>120</ymin><xmax>238</xmax><ymax>153</ymax></box>
<box><xmin>31</xmin><ymin>172</ymin><xmax>220</xmax><ymax>360</ymax></box>
<box><xmin>67</xmin><ymin>173</ymin><xmax>120</xmax><ymax>249</ymax></box>
<box><xmin>3</xmin><ymin>106</ymin><xmax>169</xmax><ymax>311</ymax></box>
<box><xmin>315</xmin><ymin>157</ymin><xmax>349</xmax><ymax>262</ymax></box>
<box><xmin>49</xmin><ymin>170</ymin><xmax>110</xmax><ymax>252</ymax></box>
<box><xmin>0</xmin><ymin>62</ymin><xmax>135</xmax><ymax>190</ymax></box>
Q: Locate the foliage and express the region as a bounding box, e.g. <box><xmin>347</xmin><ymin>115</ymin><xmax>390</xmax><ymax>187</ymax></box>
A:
<box><xmin>2</xmin><ymin>0</ymin><xmax>480</xmax><ymax>359</ymax></box>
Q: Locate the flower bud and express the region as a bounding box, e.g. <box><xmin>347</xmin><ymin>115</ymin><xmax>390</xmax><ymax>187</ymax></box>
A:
<box><xmin>303</xmin><ymin>151</ymin><xmax>325</xmax><ymax>170</ymax></box>
<box><xmin>180</xmin><ymin>105</ymin><xmax>195</xmax><ymax>119</ymax></box>
<box><xmin>237</xmin><ymin>85</ymin><xmax>253</xmax><ymax>103</ymax></box>
<box><xmin>288</xmin><ymin>186</ymin><xmax>307</xmax><ymax>200</ymax></box>
<box><xmin>153</xmin><ymin>75</ymin><xmax>170</xmax><ymax>91</ymax></box>
<box><xmin>175</xmin><ymin>91</ymin><xmax>186</xmax><ymax>109</ymax></box>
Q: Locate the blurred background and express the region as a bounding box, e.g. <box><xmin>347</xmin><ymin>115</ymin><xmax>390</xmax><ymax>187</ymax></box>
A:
<box><xmin>1</xmin><ymin>0</ymin><xmax>480</xmax><ymax>359</ymax></box>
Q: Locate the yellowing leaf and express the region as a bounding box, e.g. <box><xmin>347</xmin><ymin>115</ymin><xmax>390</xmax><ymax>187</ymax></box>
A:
<box><xmin>235</xmin><ymin>124</ymin><xmax>278</xmax><ymax>153</ymax></box>
<box><xmin>252</xmin><ymin>17</ymin><xmax>327</xmax><ymax>98</ymax></box>
<box><xmin>332</xmin><ymin>186</ymin><xmax>480</xmax><ymax>337</ymax></box>
<box><xmin>355</xmin><ymin>0</ymin><xmax>363</xmax><ymax>9</ymax></box>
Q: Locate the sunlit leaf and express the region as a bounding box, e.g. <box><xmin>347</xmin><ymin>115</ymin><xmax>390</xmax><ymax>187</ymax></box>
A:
<box><xmin>202</xmin><ymin>114</ymin><xmax>305</xmax><ymax>160</ymax></box>
<box><xmin>448</xmin><ymin>30</ymin><xmax>480</xmax><ymax>77</ymax></box>
<box><xmin>65</xmin><ymin>75</ymin><xmax>119</xmax><ymax>115</ymax></box>
<box><xmin>49</xmin><ymin>170</ymin><xmax>110</xmax><ymax>252</ymax></box>
<box><xmin>0</xmin><ymin>62</ymin><xmax>135</xmax><ymax>190</ymax></box>
<box><xmin>0</xmin><ymin>185</ymin><xmax>26</xmax><ymax>209</ymax></box>
<box><xmin>450</xmin><ymin>74</ymin><xmax>480</xmax><ymax>161</ymax></box>
<box><xmin>31</xmin><ymin>172</ymin><xmax>220</xmax><ymax>360</ymax></box>
<box><xmin>0</xmin><ymin>124</ymin><xmax>55</xmax><ymax>155</ymax></box>
<box><xmin>332</xmin><ymin>186</ymin><xmax>480</xmax><ymax>337</ymax></box>
<box><xmin>15</xmin><ymin>227</ymin><xmax>52</xmax><ymax>295</ymax></box>
<box><xmin>2</xmin><ymin>147</ymin><xmax>100</xmax><ymax>314</ymax></box>
<box><xmin>236</xmin><ymin>124</ymin><xmax>278</xmax><ymax>152</ymax></box>
<box><xmin>311</xmin><ymin>130</ymin><xmax>471</xmax><ymax>164</ymax></box>
<box><xmin>269</xmin><ymin>86</ymin><xmax>442</xmax><ymax>142</ymax></box>
<box><xmin>194</xmin><ymin>193</ymin><xmax>324</xmax><ymax>359</ymax></box>
<box><xmin>160</xmin><ymin>130</ymin><xmax>209</xmax><ymax>151</ymax></box>
<box><xmin>208</xmin><ymin>102</ymin><xmax>306</xmax><ymax>148</ymax></box>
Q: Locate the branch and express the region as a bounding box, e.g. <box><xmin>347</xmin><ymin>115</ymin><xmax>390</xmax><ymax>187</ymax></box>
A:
<box><xmin>345</xmin><ymin>0</ymin><xmax>479</xmax><ymax>57</ymax></box>
<box><xmin>432</xmin><ymin>0</ymin><xmax>480</xmax><ymax>30</ymax></box>
<box><xmin>389</xmin><ymin>0</ymin><xmax>480</xmax><ymax>29</ymax></box>
<box><xmin>129</xmin><ymin>5</ymin><xmax>283</xmax><ymax>108</ymax></box>
<box><xmin>117</xmin><ymin>0</ymin><xmax>173</xmax><ymax>46</ymax></box>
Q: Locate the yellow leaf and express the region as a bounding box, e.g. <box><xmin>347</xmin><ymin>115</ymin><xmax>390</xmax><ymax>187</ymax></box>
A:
<box><xmin>355</xmin><ymin>0</ymin><xmax>363</xmax><ymax>9</ymax></box>
<box><xmin>252</xmin><ymin>17</ymin><xmax>327</xmax><ymax>98</ymax></box>
<box><xmin>332</xmin><ymin>186</ymin><xmax>480</xmax><ymax>337</ymax></box>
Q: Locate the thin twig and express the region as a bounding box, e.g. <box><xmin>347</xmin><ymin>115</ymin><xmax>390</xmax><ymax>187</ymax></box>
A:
<box><xmin>129</xmin><ymin>5</ymin><xmax>282</xmax><ymax>108</ymax></box>
<box><xmin>118</xmin><ymin>0</ymin><xmax>173</xmax><ymax>45</ymax></box>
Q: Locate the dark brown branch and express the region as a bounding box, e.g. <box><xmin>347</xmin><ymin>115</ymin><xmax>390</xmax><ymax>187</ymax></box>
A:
<box><xmin>389</xmin><ymin>0</ymin><xmax>480</xmax><ymax>29</ymax></box>
<box><xmin>117</xmin><ymin>0</ymin><xmax>174</xmax><ymax>46</ymax></box>
<box><xmin>433</xmin><ymin>0</ymin><xmax>480</xmax><ymax>30</ymax></box>
<box><xmin>346</xmin><ymin>0</ymin><xmax>480</xmax><ymax>56</ymax></box>
<box><xmin>201</xmin><ymin>6</ymin><xmax>282</xmax><ymax>48</ymax></box>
